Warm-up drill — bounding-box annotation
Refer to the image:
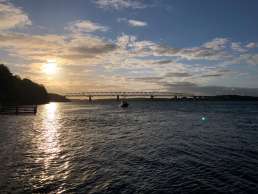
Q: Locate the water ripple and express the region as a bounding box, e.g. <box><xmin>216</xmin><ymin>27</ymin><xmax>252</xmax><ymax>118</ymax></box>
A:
<box><xmin>0</xmin><ymin>101</ymin><xmax>258</xmax><ymax>193</ymax></box>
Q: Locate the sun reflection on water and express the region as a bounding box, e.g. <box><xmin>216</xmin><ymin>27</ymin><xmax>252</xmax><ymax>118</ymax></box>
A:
<box><xmin>37</xmin><ymin>103</ymin><xmax>65</xmax><ymax>183</ymax></box>
<box><xmin>29</xmin><ymin>102</ymin><xmax>71</xmax><ymax>192</ymax></box>
<box><xmin>46</xmin><ymin>102</ymin><xmax>58</xmax><ymax>120</ymax></box>
<box><xmin>42</xmin><ymin>103</ymin><xmax>60</xmax><ymax>156</ymax></box>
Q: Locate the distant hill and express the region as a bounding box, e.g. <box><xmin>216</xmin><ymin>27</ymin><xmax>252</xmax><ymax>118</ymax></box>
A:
<box><xmin>48</xmin><ymin>93</ymin><xmax>70</xmax><ymax>102</ymax></box>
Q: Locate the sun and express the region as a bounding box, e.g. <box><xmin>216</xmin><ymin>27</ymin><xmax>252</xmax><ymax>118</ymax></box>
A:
<box><xmin>42</xmin><ymin>60</ymin><xmax>58</xmax><ymax>75</ymax></box>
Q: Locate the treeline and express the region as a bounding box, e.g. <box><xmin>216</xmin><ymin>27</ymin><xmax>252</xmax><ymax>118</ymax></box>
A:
<box><xmin>192</xmin><ymin>95</ymin><xmax>258</xmax><ymax>101</ymax></box>
<box><xmin>175</xmin><ymin>95</ymin><xmax>258</xmax><ymax>101</ymax></box>
<box><xmin>0</xmin><ymin>64</ymin><xmax>49</xmax><ymax>105</ymax></box>
<box><xmin>48</xmin><ymin>93</ymin><xmax>70</xmax><ymax>102</ymax></box>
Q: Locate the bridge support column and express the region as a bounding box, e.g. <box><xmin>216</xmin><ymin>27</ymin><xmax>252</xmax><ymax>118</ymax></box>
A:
<box><xmin>116</xmin><ymin>95</ymin><xmax>120</xmax><ymax>101</ymax></box>
<box><xmin>89</xmin><ymin>95</ymin><xmax>92</xmax><ymax>102</ymax></box>
<box><xmin>34</xmin><ymin>106</ymin><xmax>37</xmax><ymax>115</ymax></box>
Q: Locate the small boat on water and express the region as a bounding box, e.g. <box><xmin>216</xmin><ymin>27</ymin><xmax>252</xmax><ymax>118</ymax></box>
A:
<box><xmin>120</xmin><ymin>100</ymin><xmax>129</xmax><ymax>108</ymax></box>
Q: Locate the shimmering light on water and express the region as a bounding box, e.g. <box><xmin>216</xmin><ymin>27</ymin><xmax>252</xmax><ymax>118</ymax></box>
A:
<box><xmin>45</xmin><ymin>102</ymin><xmax>58</xmax><ymax>120</ymax></box>
<box><xmin>0</xmin><ymin>101</ymin><xmax>258</xmax><ymax>193</ymax></box>
<box><xmin>35</xmin><ymin>102</ymin><xmax>64</xmax><ymax>188</ymax></box>
<box><xmin>41</xmin><ymin>103</ymin><xmax>60</xmax><ymax>165</ymax></box>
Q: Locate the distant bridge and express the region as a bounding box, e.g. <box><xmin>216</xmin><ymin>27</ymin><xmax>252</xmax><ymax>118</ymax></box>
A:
<box><xmin>65</xmin><ymin>92</ymin><xmax>194</xmax><ymax>101</ymax></box>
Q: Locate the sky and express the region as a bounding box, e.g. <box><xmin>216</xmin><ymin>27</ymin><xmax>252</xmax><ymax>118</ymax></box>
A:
<box><xmin>1</xmin><ymin>0</ymin><xmax>258</xmax><ymax>95</ymax></box>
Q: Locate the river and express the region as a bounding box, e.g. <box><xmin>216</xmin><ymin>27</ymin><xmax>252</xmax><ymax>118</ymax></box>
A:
<box><xmin>0</xmin><ymin>101</ymin><xmax>258</xmax><ymax>193</ymax></box>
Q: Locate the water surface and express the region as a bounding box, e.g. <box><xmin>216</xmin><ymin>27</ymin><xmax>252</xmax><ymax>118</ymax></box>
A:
<box><xmin>0</xmin><ymin>101</ymin><xmax>258</xmax><ymax>193</ymax></box>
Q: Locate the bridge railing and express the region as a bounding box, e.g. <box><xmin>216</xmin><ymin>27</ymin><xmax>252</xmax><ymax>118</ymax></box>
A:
<box><xmin>65</xmin><ymin>92</ymin><xmax>193</xmax><ymax>97</ymax></box>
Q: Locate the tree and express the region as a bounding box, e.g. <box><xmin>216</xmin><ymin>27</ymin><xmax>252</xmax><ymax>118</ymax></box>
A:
<box><xmin>0</xmin><ymin>64</ymin><xmax>49</xmax><ymax>104</ymax></box>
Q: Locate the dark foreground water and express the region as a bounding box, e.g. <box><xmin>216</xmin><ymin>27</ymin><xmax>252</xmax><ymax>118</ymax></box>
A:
<box><xmin>0</xmin><ymin>101</ymin><xmax>258</xmax><ymax>194</ymax></box>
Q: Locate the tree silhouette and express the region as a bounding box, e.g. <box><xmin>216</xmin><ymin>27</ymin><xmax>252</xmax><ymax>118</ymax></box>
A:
<box><xmin>0</xmin><ymin>64</ymin><xmax>49</xmax><ymax>105</ymax></box>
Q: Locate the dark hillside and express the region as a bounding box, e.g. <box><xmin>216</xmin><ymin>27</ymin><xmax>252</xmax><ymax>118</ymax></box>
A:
<box><xmin>0</xmin><ymin>64</ymin><xmax>49</xmax><ymax>105</ymax></box>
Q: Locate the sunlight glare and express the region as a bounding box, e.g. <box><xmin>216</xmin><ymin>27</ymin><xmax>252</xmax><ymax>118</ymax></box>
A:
<box><xmin>42</xmin><ymin>60</ymin><xmax>58</xmax><ymax>75</ymax></box>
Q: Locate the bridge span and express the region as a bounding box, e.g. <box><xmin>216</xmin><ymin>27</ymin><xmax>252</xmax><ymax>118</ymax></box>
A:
<box><xmin>65</xmin><ymin>92</ymin><xmax>193</xmax><ymax>101</ymax></box>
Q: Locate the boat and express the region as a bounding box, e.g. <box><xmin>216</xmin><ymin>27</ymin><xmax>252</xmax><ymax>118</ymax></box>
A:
<box><xmin>120</xmin><ymin>100</ymin><xmax>129</xmax><ymax>108</ymax></box>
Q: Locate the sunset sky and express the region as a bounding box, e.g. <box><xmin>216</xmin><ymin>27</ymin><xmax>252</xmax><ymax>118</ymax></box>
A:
<box><xmin>1</xmin><ymin>0</ymin><xmax>258</xmax><ymax>95</ymax></box>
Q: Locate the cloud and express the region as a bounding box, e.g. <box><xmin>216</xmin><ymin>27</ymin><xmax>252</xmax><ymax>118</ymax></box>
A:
<box><xmin>237</xmin><ymin>54</ymin><xmax>258</xmax><ymax>65</ymax></box>
<box><xmin>117</xmin><ymin>18</ymin><xmax>148</xmax><ymax>27</ymax></box>
<box><xmin>122</xmin><ymin>64</ymin><xmax>256</xmax><ymax>96</ymax></box>
<box><xmin>246</xmin><ymin>42</ymin><xmax>257</xmax><ymax>49</ymax></box>
<box><xmin>117</xmin><ymin>17</ymin><xmax>127</xmax><ymax>23</ymax></box>
<box><xmin>164</xmin><ymin>84</ymin><xmax>258</xmax><ymax>96</ymax></box>
<box><xmin>130</xmin><ymin>76</ymin><xmax>163</xmax><ymax>82</ymax></box>
<box><xmin>124</xmin><ymin>65</ymin><xmax>234</xmax><ymax>93</ymax></box>
<box><xmin>127</xmin><ymin>36</ymin><xmax>258</xmax><ymax>62</ymax></box>
<box><xmin>0</xmin><ymin>1</ymin><xmax>31</xmax><ymax>30</ymax></box>
<box><xmin>0</xmin><ymin>31</ymin><xmax>121</xmax><ymax>92</ymax></box>
<box><xmin>132</xmin><ymin>76</ymin><xmax>257</xmax><ymax>96</ymax></box>
<box><xmin>69</xmin><ymin>43</ymin><xmax>116</xmax><ymax>56</ymax></box>
<box><xmin>198</xmin><ymin>68</ymin><xmax>231</xmax><ymax>78</ymax></box>
<box><xmin>0</xmin><ymin>32</ymin><xmax>117</xmax><ymax>68</ymax></box>
<box><xmin>1</xmin><ymin>2</ymin><xmax>258</xmax><ymax>94</ymax></box>
<box><xmin>66</xmin><ymin>20</ymin><xmax>108</xmax><ymax>33</ymax></box>
<box><xmin>165</xmin><ymin>81</ymin><xmax>197</xmax><ymax>88</ymax></box>
<box><xmin>178</xmin><ymin>47</ymin><xmax>228</xmax><ymax>60</ymax></box>
<box><xmin>0</xmin><ymin>33</ymin><xmax>63</xmax><ymax>59</ymax></box>
<box><xmin>145</xmin><ymin>44</ymin><xmax>229</xmax><ymax>61</ymax></box>
<box><xmin>128</xmin><ymin>19</ymin><xmax>147</xmax><ymax>27</ymax></box>
<box><xmin>165</xmin><ymin>72</ymin><xmax>192</xmax><ymax>77</ymax></box>
<box><xmin>1</xmin><ymin>25</ymin><xmax>258</xmax><ymax>93</ymax></box>
<box><xmin>154</xmin><ymin>60</ymin><xmax>172</xmax><ymax>64</ymax></box>
<box><xmin>65</xmin><ymin>36</ymin><xmax>117</xmax><ymax>60</ymax></box>
<box><xmin>231</xmin><ymin>42</ymin><xmax>247</xmax><ymax>53</ymax></box>
<box><xmin>113</xmin><ymin>36</ymin><xmax>231</xmax><ymax>61</ymax></box>
<box><xmin>200</xmin><ymin>73</ymin><xmax>224</xmax><ymax>78</ymax></box>
<box><xmin>203</xmin><ymin>38</ymin><xmax>228</xmax><ymax>51</ymax></box>
<box><xmin>94</xmin><ymin>0</ymin><xmax>147</xmax><ymax>10</ymax></box>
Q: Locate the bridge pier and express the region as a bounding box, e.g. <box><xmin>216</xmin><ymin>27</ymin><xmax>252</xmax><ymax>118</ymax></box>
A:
<box><xmin>150</xmin><ymin>95</ymin><xmax>154</xmax><ymax>100</ymax></box>
<box><xmin>116</xmin><ymin>95</ymin><xmax>120</xmax><ymax>101</ymax></box>
<box><xmin>89</xmin><ymin>95</ymin><xmax>92</xmax><ymax>102</ymax></box>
